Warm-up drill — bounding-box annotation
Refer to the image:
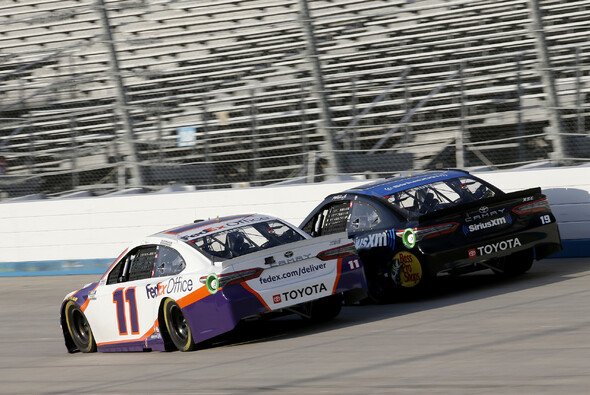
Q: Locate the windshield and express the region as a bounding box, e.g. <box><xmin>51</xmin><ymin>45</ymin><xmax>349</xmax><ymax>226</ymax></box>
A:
<box><xmin>187</xmin><ymin>220</ymin><xmax>305</xmax><ymax>259</ymax></box>
<box><xmin>384</xmin><ymin>177</ymin><xmax>496</xmax><ymax>216</ymax></box>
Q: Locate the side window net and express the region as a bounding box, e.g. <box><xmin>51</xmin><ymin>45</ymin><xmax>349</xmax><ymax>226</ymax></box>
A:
<box><xmin>320</xmin><ymin>202</ymin><xmax>351</xmax><ymax>236</ymax></box>
<box><xmin>127</xmin><ymin>247</ymin><xmax>157</xmax><ymax>281</ymax></box>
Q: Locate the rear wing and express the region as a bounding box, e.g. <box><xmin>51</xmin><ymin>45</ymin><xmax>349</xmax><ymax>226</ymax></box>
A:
<box><xmin>417</xmin><ymin>187</ymin><xmax>544</xmax><ymax>223</ymax></box>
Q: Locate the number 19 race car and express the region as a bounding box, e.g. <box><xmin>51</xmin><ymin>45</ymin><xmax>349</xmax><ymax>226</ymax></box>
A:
<box><xmin>61</xmin><ymin>214</ymin><xmax>366</xmax><ymax>353</ymax></box>
<box><xmin>301</xmin><ymin>170</ymin><xmax>562</xmax><ymax>303</ymax></box>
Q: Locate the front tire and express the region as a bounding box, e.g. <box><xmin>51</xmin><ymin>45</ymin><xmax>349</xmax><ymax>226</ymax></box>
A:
<box><xmin>64</xmin><ymin>300</ymin><xmax>97</xmax><ymax>353</ymax></box>
<box><xmin>162</xmin><ymin>299</ymin><xmax>196</xmax><ymax>352</ymax></box>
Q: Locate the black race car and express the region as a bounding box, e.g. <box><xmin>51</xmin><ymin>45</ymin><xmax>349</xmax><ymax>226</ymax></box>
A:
<box><xmin>300</xmin><ymin>170</ymin><xmax>562</xmax><ymax>302</ymax></box>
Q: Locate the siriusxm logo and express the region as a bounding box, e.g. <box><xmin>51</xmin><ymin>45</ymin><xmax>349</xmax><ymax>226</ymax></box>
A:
<box><xmin>463</xmin><ymin>215</ymin><xmax>511</xmax><ymax>234</ymax></box>
<box><xmin>354</xmin><ymin>229</ymin><xmax>395</xmax><ymax>250</ymax></box>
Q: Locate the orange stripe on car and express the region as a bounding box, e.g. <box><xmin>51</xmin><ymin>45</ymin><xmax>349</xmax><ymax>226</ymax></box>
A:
<box><xmin>177</xmin><ymin>285</ymin><xmax>211</xmax><ymax>309</ymax></box>
<box><xmin>332</xmin><ymin>257</ymin><xmax>343</xmax><ymax>294</ymax></box>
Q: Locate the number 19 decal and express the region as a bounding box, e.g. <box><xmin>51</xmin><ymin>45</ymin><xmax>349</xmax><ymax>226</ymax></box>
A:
<box><xmin>540</xmin><ymin>215</ymin><xmax>552</xmax><ymax>225</ymax></box>
<box><xmin>113</xmin><ymin>287</ymin><xmax>140</xmax><ymax>335</ymax></box>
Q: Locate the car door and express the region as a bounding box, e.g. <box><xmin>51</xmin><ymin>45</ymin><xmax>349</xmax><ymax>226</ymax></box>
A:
<box><xmin>88</xmin><ymin>245</ymin><xmax>161</xmax><ymax>345</ymax></box>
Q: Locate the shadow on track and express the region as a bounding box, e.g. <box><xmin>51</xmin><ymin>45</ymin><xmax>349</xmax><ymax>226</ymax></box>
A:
<box><xmin>199</xmin><ymin>258</ymin><xmax>590</xmax><ymax>351</ymax></box>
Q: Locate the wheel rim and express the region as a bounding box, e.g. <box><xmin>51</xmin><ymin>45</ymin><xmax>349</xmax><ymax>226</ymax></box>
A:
<box><xmin>170</xmin><ymin>304</ymin><xmax>189</xmax><ymax>342</ymax></box>
<box><xmin>72</xmin><ymin>308</ymin><xmax>90</xmax><ymax>344</ymax></box>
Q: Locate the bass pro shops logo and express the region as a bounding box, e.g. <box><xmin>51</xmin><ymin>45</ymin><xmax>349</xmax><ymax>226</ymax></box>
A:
<box><xmin>468</xmin><ymin>237</ymin><xmax>522</xmax><ymax>259</ymax></box>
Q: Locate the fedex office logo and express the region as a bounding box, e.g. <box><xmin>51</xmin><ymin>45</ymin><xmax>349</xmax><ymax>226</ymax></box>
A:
<box><xmin>146</xmin><ymin>277</ymin><xmax>193</xmax><ymax>299</ymax></box>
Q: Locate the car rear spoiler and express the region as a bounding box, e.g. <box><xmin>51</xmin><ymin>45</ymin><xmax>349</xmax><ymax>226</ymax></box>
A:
<box><xmin>416</xmin><ymin>187</ymin><xmax>544</xmax><ymax>223</ymax></box>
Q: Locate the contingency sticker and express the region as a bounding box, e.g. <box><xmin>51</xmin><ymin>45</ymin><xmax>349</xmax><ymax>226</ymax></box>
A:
<box><xmin>392</xmin><ymin>251</ymin><xmax>422</xmax><ymax>288</ymax></box>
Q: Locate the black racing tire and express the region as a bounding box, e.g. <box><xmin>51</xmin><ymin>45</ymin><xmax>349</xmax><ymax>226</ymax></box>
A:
<box><xmin>494</xmin><ymin>249</ymin><xmax>534</xmax><ymax>277</ymax></box>
<box><xmin>64</xmin><ymin>300</ymin><xmax>97</xmax><ymax>353</ymax></box>
<box><xmin>365</xmin><ymin>272</ymin><xmax>396</xmax><ymax>304</ymax></box>
<box><xmin>365</xmin><ymin>252</ymin><xmax>432</xmax><ymax>304</ymax></box>
<box><xmin>309</xmin><ymin>294</ymin><xmax>343</xmax><ymax>322</ymax></box>
<box><xmin>162</xmin><ymin>299</ymin><xmax>196</xmax><ymax>352</ymax></box>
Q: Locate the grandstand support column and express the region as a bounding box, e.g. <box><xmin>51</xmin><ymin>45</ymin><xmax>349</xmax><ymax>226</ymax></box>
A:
<box><xmin>298</xmin><ymin>0</ymin><xmax>340</xmax><ymax>178</ymax></box>
<box><xmin>456</xmin><ymin>64</ymin><xmax>466</xmax><ymax>168</ymax></box>
<box><xmin>516</xmin><ymin>55</ymin><xmax>526</xmax><ymax>163</ymax></box>
<box><xmin>201</xmin><ymin>96</ymin><xmax>211</xmax><ymax>162</ymax></box>
<box><xmin>96</xmin><ymin>0</ymin><xmax>143</xmax><ymax>186</ymax></box>
<box><xmin>528</xmin><ymin>0</ymin><xmax>566</xmax><ymax>163</ymax></box>
<box><xmin>250</xmin><ymin>88</ymin><xmax>259</xmax><ymax>182</ymax></box>
<box><xmin>70</xmin><ymin>116</ymin><xmax>79</xmax><ymax>188</ymax></box>
<box><xmin>575</xmin><ymin>48</ymin><xmax>584</xmax><ymax>135</ymax></box>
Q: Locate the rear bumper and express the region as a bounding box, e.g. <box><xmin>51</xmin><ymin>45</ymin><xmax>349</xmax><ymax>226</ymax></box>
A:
<box><xmin>184</xmin><ymin>256</ymin><xmax>366</xmax><ymax>343</ymax></box>
<box><xmin>422</xmin><ymin>222</ymin><xmax>562</xmax><ymax>275</ymax></box>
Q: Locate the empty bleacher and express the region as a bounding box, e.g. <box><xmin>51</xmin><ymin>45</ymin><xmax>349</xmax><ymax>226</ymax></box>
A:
<box><xmin>0</xmin><ymin>0</ymin><xmax>589</xmax><ymax>198</ymax></box>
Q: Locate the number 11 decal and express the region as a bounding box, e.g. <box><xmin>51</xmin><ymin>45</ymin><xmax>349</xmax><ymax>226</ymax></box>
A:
<box><xmin>113</xmin><ymin>287</ymin><xmax>140</xmax><ymax>335</ymax></box>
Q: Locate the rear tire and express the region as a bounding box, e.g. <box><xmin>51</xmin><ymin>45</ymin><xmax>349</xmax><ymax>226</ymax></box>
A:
<box><xmin>365</xmin><ymin>251</ymin><xmax>432</xmax><ymax>303</ymax></box>
<box><xmin>494</xmin><ymin>249</ymin><xmax>534</xmax><ymax>277</ymax></box>
<box><xmin>64</xmin><ymin>300</ymin><xmax>97</xmax><ymax>353</ymax></box>
<box><xmin>309</xmin><ymin>294</ymin><xmax>343</xmax><ymax>322</ymax></box>
<box><xmin>162</xmin><ymin>299</ymin><xmax>196</xmax><ymax>352</ymax></box>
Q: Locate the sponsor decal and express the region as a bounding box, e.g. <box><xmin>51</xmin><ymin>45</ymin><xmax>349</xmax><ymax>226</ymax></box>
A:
<box><xmin>463</xmin><ymin>215</ymin><xmax>511</xmax><ymax>234</ymax></box>
<box><xmin>272</xmin><ymin>283</ymin><xmax>328</xmax><ymax>303</ymax></box>
<box><xmin>383</xmin><ymin>173</ymin><xmax>447</xmax><ymax>191</ymax></box>
<box><xmin>329</xmin><ymin>238</ymin><xmax>342</xmax><ymax>246</ymax></box>
<box><xmin>159</xmin><ymin>239</ymin><xmax>173</xmax><ymax>247</ymax></box>
<box><xmin>392</xmin><ymin>251</ymin><xmax>422</xmax><ymax>288</ymax></box>
<box><xmin>88</xmin><ymin>290</ymin><xmax>97</xmax><ymax>300</ymax></box>
<box><xmin>284</xmin><ymin>251</ymin><xmax>294</xmax><ymax>258</ymax></box>
<box><xmin>332</xmin><ymin>194</ymin><xmax>348</xmax><ymax>200</ymax></box>
<box><xmin>146</xmin><ymin>276</ymin><xmax>194</xmax><ymax>299</ymax></box>
<box><xmin>276</xmin><ymin>253</ymin><xmax>312</xmax><ymax>266</ymax></box>
<box><xmin>465</xmin><ymin>207</ymin><xmax>507</xmax><ymax>223</ymax></box>
<box><xmin>354</xmin><ymin>229</ymin><xmax>396</xmax><ymax>250</ymax></box>
<box><xmin>259</xmin><ymin>262</ymin><xmax>327</xmax><ymax>284</ymax></box>
<box><xmin>469</xmin><ymin>237</ymin><xmax>522</xmax><ymax>259</ymax></box>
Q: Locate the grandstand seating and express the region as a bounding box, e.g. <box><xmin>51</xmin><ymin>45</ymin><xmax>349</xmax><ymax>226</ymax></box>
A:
<box><xmin>0</xmin><ymin>0</ymin><xmax>589</xmax><ymax>198</ymax></box>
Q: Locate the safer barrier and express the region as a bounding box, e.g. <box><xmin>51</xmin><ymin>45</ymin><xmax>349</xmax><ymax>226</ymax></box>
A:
<box><xmin>1</xmin><ymin>166</ymin><xmax>588</xmax><ymax>276</ymax></box>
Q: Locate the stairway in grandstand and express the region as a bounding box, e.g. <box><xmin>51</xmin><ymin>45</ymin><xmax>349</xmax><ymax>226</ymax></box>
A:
<box><xmin>0</xmin><ymin>0</ymin><xmax>589</xmax><ymax>196</ymax></box>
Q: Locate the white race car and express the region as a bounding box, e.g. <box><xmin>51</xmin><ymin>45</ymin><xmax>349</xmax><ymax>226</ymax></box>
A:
<box><xmin>61</xmin><ymin>214</ymin><xmax>367</xmax><ymax>352</ymax></box>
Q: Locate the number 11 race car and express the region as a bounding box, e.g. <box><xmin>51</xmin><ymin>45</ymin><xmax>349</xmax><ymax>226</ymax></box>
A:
<box><xmin>61</xmin><ymin>214</ymin><xmax>366</xmax><ymax>353</ymax></box>
<box><xmin>301</xmin><ymin>170</ymin><xmax>562</xmax><ymax>303</ymax></box>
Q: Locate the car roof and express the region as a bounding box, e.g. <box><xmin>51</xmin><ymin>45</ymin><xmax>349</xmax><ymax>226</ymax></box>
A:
<box><xmin>346</xmin><ymin>170</ymin><xmax>470</xmax><ymax>198</ymax></box>
<box><xmin>153</xmin><ymin>213</ymin><xmax>279</xmax><ymax>242</ymax></box>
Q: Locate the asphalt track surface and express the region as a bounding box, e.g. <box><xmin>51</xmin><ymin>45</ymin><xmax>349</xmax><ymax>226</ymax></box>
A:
<box><xmin>1</xmin><ymin>258</ymin><xmax>589</xmax><ymax>394</ymax></box>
